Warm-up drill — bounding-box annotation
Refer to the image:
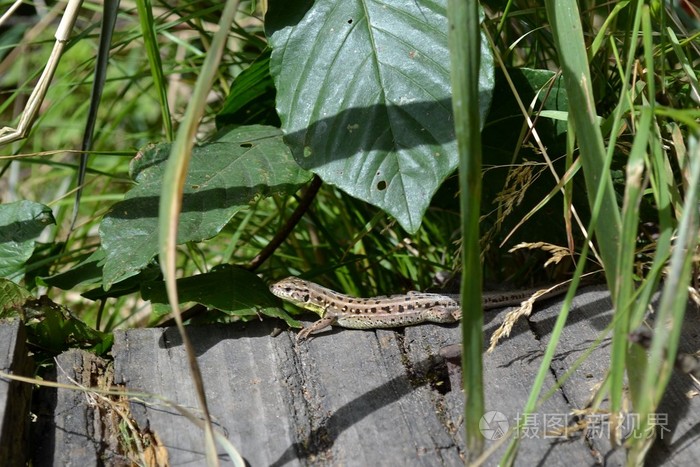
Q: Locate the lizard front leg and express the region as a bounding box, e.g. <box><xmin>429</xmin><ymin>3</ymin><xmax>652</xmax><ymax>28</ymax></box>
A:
<box><xmin>297</xmin><ymin>315</ymin><xmax>337</xmax><ymax>340</ymax></box>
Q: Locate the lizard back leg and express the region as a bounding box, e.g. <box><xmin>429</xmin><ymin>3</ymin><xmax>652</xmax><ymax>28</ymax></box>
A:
<box><xmin>422</xmin><ymin>306</ymin><xmax>461</xmax><ymax>323</ymax></box>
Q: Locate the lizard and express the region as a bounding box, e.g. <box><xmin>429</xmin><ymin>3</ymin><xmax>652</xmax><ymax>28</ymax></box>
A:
<box><xmin>270</xmin><ymin>276</ymin><xmax>576</xmax><ymax>340</ymax></box>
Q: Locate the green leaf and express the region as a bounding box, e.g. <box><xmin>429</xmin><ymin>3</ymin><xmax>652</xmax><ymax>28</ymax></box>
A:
<box><xmin>482</xmin><ymin>68</ymin><xmax>571</xmax><ymax>172</ymax></box>
<box><xmin>22</xmin><ymin>296</ymin><xmax>112</xmax><ymax>355</ymax></box>
<box><xmin>518</xmin><ymin>69</ymin><xmax>570</xmax><ymax>131</ymax></box>
<box><xmin>0</xmin><ymin>200</ymin><xmax>55</xmax><ymax>280</ymax></box>
<box><xmin>82</xmin><ymin>263</ymin><xmax>162</xmax><ymax>301</ymax></box>
<box><xmin>0</xmin><ymin>279</ymin><xmax>32</xmax><ymax>318</ymax></box>
<box><xmin>41</xmin><ymin>248</ymin><xmax>162</xmax><ymax>300</ymax></box>
<box><xmin>40</xmin><ymin>249</ymin><xmax>105</xmax><ymax>289</ymax></box>
<box><xmin>141</xmin><ymin>265</ymin><xmax>300</xmax><ymax>327</ymax></box>
<box><xmin>267</xmin><ymin>0</ymin><xmax>494</xmax><ymax>233</ymax></box>
<box><xmin>216</xmin><ymin>49</ymin><xmax>280</xmax><ymax>128</ymax></box>
<box><xmin>99</xmin><ymin>125</ymin><xmax>311</xmax><ymax>289</ymax></box>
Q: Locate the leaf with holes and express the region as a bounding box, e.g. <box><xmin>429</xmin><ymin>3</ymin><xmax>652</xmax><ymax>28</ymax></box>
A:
<box><xmin>267</xmin><ymin>0</ymin><xmax>494</xmax><ymax>233</ymax></box>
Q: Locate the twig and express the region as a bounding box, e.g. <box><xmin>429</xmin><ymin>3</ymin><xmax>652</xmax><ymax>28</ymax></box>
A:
<box><xmin>246</xmin><ymin>174</ymin><xmax>322</xmax><ymax>271</ymax></box>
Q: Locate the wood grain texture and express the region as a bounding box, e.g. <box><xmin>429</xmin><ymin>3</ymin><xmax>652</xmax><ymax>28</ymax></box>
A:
<box><xmin>101</xmin><ymin>286</ymin><xmax>700</xmax><ymax>465</ymax></box>
<box><xmin>0</xmin><ymin>321</ymin><xmax>32</xmax><ymax>467</ymax></box>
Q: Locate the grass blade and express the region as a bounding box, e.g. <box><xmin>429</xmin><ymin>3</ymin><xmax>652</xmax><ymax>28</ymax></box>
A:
<box><xmin>71</xmin><ymin>0</ymin><xmax>121</xmax><ymax>233</ymax></box>
<box><xmin>447</xmin><ymin>0</ymin><xmax>485</xmax><ymax>457</ymax></box>
<box><xmin>628</xmin><ymin>136</ymin><xmax>700</xmax><ymax>463</ymax></box>
<box><xmin>158</xmin><ymin>1</ymin><xmax>242</xmax><ymax>465</ymax></box>
<box><xmin>135</xmin><ymin>0</ymin><xmax>174</xmax><ymax>141</ymax></box>
<box><xmin>544</xmin><ymin>0</ymin><xmax>622</xmax><ymax>280</ymax></box>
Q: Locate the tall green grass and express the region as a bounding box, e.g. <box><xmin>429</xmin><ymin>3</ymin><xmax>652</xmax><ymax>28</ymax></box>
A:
<box><xmin>1</xmin><ymin>1</ymin><xmax>698</xmax><ymax>464</ymax></box>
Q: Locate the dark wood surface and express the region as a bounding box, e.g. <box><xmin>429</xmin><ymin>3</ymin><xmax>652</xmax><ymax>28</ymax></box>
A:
<box><xmin>3</xmin><ymin>285</ymin><xmax>700</xmax><ymax>465</ymax></box>
<box><xmin>0</xmin><ymin>320</ymin><xmax>32</xmax><ymax>467</ymax></box>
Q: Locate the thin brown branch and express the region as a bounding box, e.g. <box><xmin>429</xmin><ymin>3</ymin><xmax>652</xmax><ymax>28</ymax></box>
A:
<box><xmin>246</xmin><ymin>174</ymin><xmax>322</xmax><ymax>271</ymax></box>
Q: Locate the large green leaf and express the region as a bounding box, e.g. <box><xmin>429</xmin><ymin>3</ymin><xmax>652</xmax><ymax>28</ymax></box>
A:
<box><xmin>0</xmin><ymin>200</ymin><xmax>55</xmax><ymax>280</ymax></box>
<box><xmin>267</xmin><ymin>0</ymin><xmax>494</xmax><ymax>233</ymax></box>
<box><xmin>141</xmin><ymin>265</ymin><xmax>299</xmax><ymax>327</ymax></box>
<box><xmin>99</xmin><ymin>125</ymin><xmax>311</xmax><ymax>289</ymax></box>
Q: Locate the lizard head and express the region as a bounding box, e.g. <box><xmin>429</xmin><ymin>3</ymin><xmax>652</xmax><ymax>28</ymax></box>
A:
<box><xmin>269</xmin><ymin>277</ymin><xmax>326</xmax><ymax>316</ymax></box>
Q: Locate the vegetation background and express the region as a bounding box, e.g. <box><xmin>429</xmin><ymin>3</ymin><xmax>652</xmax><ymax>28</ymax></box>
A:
<box><xmin>1</xmin><ymin>0</ymin><xmax>699</xmax><ymax>464</ymax></box>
